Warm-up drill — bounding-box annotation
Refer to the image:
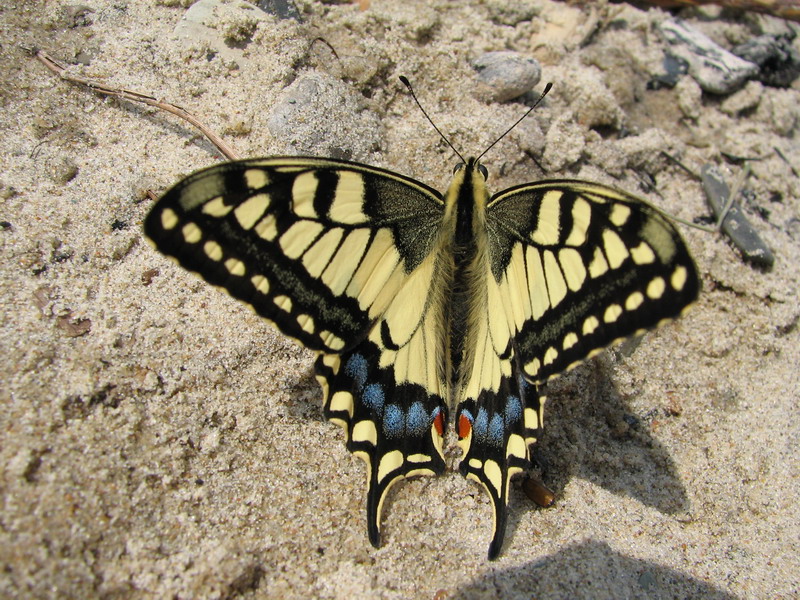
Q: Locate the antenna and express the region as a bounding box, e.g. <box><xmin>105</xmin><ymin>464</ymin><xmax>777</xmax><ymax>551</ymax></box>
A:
<box><xmin>476</xmin><ymin>82</ymin><xmax>552</xmax><ymax>162</ymax></box>
<box><xmin>399</xmin><ymin>76</ymin><xmax>466</xmax><ymax>164</ymax></box>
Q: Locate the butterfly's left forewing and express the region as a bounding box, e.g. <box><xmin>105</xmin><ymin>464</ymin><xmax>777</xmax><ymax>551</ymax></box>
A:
<box><xmin>145</xmin><ymin>157</ymin><xmax>450</xmax><ymax>545</ymax></box>
<box><xmin>486</xmin><ymin>180</ymin><xmax>699</xmax><ymax>382</ymax></box>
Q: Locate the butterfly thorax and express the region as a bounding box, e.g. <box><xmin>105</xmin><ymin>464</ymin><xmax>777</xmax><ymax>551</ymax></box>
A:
<box><xmin>439</xmin><ymin>158</ymin><xmax>491</xmax><ymax>404</ymax></box>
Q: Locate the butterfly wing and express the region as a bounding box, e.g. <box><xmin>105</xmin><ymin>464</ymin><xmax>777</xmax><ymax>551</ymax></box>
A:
<box><xmin>486</xmin><ymin>180</ymin><xmax>699</xmax><ymax>381</ymax></box>
<box><xmin>456</xmin><ymin>180</ymin><xmax>699</xmax><ymax>558</ymax></box>
<box><xmin>144</xmin><ymin>157</ymin><xmax>449</xmax><ymax>546</ymax></box>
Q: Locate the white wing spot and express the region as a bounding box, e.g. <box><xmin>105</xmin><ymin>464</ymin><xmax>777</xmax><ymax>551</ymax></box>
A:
<box><xmin>524</xmin><ymin>407</ymin><xmax>538</xmax><ymax>431</ymax></box>
<box><xmin>565</xmin><ymin>197</ymin><xmax>591</xmax><ymax>246</ymax></box>
<box><xmin>407</xmin><ymin>454</ymin><xmax>431</xmax><ymax>463</ymax></box>
<box><xmin>671</xmin><ymin>265</ymin><xmax>688</xmax><ymax>291</ymax></box>
<box><xmin>647</xmin><ymin>277</ymin><xmax>666</xmax><ymax>300</ymax></box>
<box><xmin>329</xmin><ymin>171</ymin><xmax>368</xmax><ymax>224</ymax></box>
<box><xmin>235</xmin><ymin>193</ymin><xmax>270</xmax><ymax>230</ymax></box>
<box><xmin>506</xmin><ymin>433</ymin><xmax>527</xmax><ymax>460</ymax></box>
<box><xmin>544</xmin><ymin>250</ymin><xmax>567</xmax><ymax>308</ymax></box>
<box><xmin>181</xmin><ymin>222</ymin><xmax>202</xmax><ymax>244</ymax></box>
<box><xmin>297</xmin><ymin>313</ymin><xmax>315</xmax><ymax>334</ymax></box>
<box><xmin>483</xmin><ymin>459</ymin><xmax>502</xmax><ymax>494</ymax></box>
<box><xmin>203</xmin><ymin>240</ymin><xmax>223</xmax><ymax>262</ymax></box>
<box><xmin>320</xmin><ymin>330</ymin><xmax>346</xmax><ymax>351</ymax></box>
<box><xmin>254</xmin><ymin>214</ymin><xmax>279</xmax><ymax>241</ymax></box>
<box><xmin>602</xmin><ymin>229</ymin><xmax>629</xmax><ymax>269</ymax></box>
<box><xmin>588</xmin><ymin>246</ymin><xmax>609</xmax><ymax>278</ymax></box>
<box><xmin>352</xmin><ymin>420</ymin><xmax>377</xmax><ymax>446</ymax></box>
<box><xmin>531</xmin><ymin>190</ymin><xmax>562</xmax><ymax>245</ymax></box>
<box><xmin>224</xmin><ymin>258</ymin><xmax>245</xmax><ymax>276</ymax></box>
<box><xmin>543</xmin><ymin>346</ymin><xmax>558</xmax><ymax>366</ymax></box>
<box><xmin>630</xmin><ymin>241</ymin><xmax>656</xmax><ymax>265</ymax></box>
<box><xmin>202</xmin><ymin>196</ymin><xmax>232</xmax><ymax>217</ymax></box>
<box><xmin>280</xmin><ymin>221</ymin><xmax>324</xmax><ymax>259</ymax></box>
<box><xmin>244</xmin><ymin>168</ymin><xmax>269</xmax><ymax>190</ymax></box>
<box><xmin>329</xmin><ymin>391</ymin><xmax>354</xmax><ymax>418</ymax></box>
<box><xmin>610</xmin><ymin>203</ymin><xmax>631</xmax><ymax>227</ymax></box>
<box><xmin>525</xmin><ymin>358</ymin><xmax>541</xmax><ymax>377</ymax></box>
<box><xmin>562</xmin><ymin>332</ymin><xmax>579</xmax><ymax>350</ymax></box>
<box><xmin>303</xmin><ymin>228</ymin><xmax>344</xmax><ymax>277</ymax></box>
<box><xmin>582</xmin><ymin>315</ymin><xmax>599</xmax><ymax>335</ymax></box>
<box><xmin>292</xmin><ymin>171</ymin><xmax>319</xmax><ymax>218</ymax></box>
<box><xmin>625</xmin><ymin>291</ymin><xmax>644</xmax><ymax>311</ymax></box>
<box><xmin>251</xmin><ymin>274</ymin><xmax>270</xmax><ymax>294</ymax></box>
<box><xmin>559</xmin><ymin>248</ymin><xmax>586</xmax><ymax>292</ymax></box>
<box><xmin>160</xmin><ymin>208</ymin><xmax>179</xmax><ymax>230</ymax></box>
<box><xmin>274</xmin><ymin>295</ymin><xmax>293</xmax><ymax>312</ymax></box>
<box><xmin>378</xmin><ymin>450</ymin><xmax>404</xmax><ymax>483</ymax></box>
<box><xmin>603</xmin><ymin>303</ymin><xmax>623</xmax><ymax>323</ymax></box>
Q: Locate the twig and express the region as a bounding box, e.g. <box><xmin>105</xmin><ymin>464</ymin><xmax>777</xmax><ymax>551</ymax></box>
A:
<box><xmin>31</xmin><ymin>48</ymin><xmax>240</xmax><ymax>161</ymax></box>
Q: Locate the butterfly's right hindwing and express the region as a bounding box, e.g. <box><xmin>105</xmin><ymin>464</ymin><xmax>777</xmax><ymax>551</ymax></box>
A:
<box><xmin>144</xmin><ymin>157</ymin><xmax>445</xmax><ymax>354</ymax></box>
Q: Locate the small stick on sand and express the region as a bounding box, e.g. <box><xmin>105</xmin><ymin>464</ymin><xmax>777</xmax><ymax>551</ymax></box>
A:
<box><xmin>30</xmin><ymin>47</ymin><xmax>240</xmax><ymax>161</ymax></box>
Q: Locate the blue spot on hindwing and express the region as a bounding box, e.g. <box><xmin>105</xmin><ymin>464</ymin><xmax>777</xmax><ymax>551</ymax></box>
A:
<box><xmin>383</xmin><ymin>404</ymin><xmax>404</xmax><ymax>438</ymax></box>
<box><xmin>406</xmin><ymin>402</ymin><xmax>428</xmax><ymax>436</ymax></box>
<box><xmin>505</xmin><ymin>395</ymin><xmax>522</xmax><ymax>424</ymax></box>
<box><xmin>488</xmin><ymin>414</ymin><xmax>504</xmax><ymax>447</ymax></box>
<box><xmin>474</xmin><ymin>407</ymin><xmax>489</xmax><ymax>443</ymax></box>
<box><xmin>362</xmin><ymin>383</ymin><xmax>385</xmax><ymax>412</ymax></box>
<box><xmin>345</xmin><ymin>354</ymin><xmax>369</xmax><ymax>390</ymax></box>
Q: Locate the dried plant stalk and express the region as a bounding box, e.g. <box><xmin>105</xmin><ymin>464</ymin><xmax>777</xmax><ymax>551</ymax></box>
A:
<box><xmin>31</xmin><ymin>49</ymin><xmax>240</xmax><ymax>161</ymax></box>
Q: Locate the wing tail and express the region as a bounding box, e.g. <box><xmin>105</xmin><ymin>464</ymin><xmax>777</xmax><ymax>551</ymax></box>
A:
<box><xmin>455</xmin><ymin>366</ymin><xmax>543</xmax><ymax>559</ymax></box>
<box><xmin>315</xmin><ymin>342</ymin><xmax>447</xmax><ymax>548</ymax></box>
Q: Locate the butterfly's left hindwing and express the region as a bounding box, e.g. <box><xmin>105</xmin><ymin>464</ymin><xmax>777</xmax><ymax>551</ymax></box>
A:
<box><xmin>145</xmin><ymin>157</ymin><xmax>449</xmax><ymax>547</ymax></box>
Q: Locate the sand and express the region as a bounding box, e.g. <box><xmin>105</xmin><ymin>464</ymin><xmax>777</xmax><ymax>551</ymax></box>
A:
<box><xmin>1</xmin><ymin>1</ymin><xmax>798</xmax><ymax>598</ymax></box>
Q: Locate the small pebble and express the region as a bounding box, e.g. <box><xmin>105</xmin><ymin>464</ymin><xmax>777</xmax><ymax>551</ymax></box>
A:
<box><xmin>267</xmin><ymin>73</ymin><xmax>381</xmax><ymax>158</ymax></box>
<box><xmin>659</xmin><ymin>19</ymin><xmax>758</xmax><ymax>95</ymax></box>
<box><xmin>701</xmin><ymin>164</ymin><xmax>774</xmax><ymax>268</ymax></box>
<box><xmin>732</xmin><ymin>35</ymin><xmax>800</xmax><ymax>88</ymax></box>
<box><xmin>720</xmin><ymin>80</ymin><xmax>763</xmax><ymax>116</ymax></box>
<box><xmin>473</xmin><ymin>51</ymin><xmax>541</xmax><ymax>102</ymax></box>
<box><xmin>647</xmin><ymin>53</ymin><xmax>689</xmax><ymax>90</ymax></box>
<box><xmin>255</xmin><ymin>0</ymin><xmax>300</xmax><ymax>21</ymax></box>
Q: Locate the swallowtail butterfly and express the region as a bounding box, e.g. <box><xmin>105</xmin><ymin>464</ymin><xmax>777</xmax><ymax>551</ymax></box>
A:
<box><xmin>145</xmin><ymin>124</ymin><xmax>698</xmax><ymax>560</ymax></box>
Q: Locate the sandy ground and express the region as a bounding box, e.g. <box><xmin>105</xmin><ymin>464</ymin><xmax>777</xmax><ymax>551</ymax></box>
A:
<box><xmin>1</xmin><ymin>1</ymin><xmax>799</xmax><ymax>598</ymax></box>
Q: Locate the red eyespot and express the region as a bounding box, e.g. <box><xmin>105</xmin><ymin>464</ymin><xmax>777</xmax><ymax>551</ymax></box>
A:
<box><xmin>458</xmin><ymin>414</ymin><xmax>472</xmax><ymax>439</ymax></box>
<box><xmin>433</xmin><ymin>410</ymin><xmax>445</xmax><ymax>437</ymax></box>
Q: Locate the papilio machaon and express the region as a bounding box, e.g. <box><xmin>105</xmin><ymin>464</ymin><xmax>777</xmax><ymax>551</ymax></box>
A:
<box><xmin>144</xmin><ymin>151</ymin><xmax>699</xmax><ymax>559</ymax></box>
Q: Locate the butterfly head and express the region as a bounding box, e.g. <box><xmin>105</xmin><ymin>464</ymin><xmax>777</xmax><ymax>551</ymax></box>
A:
<box><xmin>453</xmin><ymin>157</ymin><xmax>489</xmax><ymax>180</ymax></box>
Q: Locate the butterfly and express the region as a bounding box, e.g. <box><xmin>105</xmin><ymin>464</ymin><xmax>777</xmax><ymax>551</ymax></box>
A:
<box><xmin>144</xmin><ymin>152</ymin><xmax>699</xmax><ymax>558</ymax></box>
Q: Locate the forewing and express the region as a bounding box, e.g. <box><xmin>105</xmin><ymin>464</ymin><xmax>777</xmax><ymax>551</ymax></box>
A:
<box><xmin>486</xmin><ymin>180</ymin><xmax>700</xmax><ymax>382</ymax></box>
<box><xmin>145</xmin><ymin>157</ymin><xmax>444</xmax><ymax>353</ymax></box>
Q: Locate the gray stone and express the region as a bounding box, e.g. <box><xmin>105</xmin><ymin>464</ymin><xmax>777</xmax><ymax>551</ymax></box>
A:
<box><xmin>701</xmin><ymin>164</ymin><xmax>774</xmax><ymax>268</ymax></box>
<box><xmin>473</xmin><ymin>51</ymin><xmax>541</xmax><ymax>102</ymax></box>
<box><xmin>267</xmin><ymin>73</ymin><xmax>381</xmax><ymax>160</ymax></box>
<box><xmin>659</xmin><ymin>19</ymin><xmax>759</xmax><ymax>95</ymax></box>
